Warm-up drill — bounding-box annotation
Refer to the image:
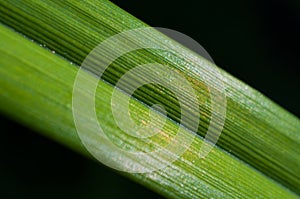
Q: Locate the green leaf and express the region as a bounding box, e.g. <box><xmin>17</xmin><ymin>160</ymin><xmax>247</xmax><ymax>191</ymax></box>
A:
<box><xmin>0</xmin><ymin>22</ymin><xmax>297</xmax><ymax>199</ymax></box>
<box><xmin>0</xmin><ymin>0</ymin><xmax>299</xmax><ymax>198</ymax></box>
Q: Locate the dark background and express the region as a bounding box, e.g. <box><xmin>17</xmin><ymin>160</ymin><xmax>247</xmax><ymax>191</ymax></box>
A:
<box><xmin>1</xmin><ymin>0</ymin><xmax>299</xmax><ymax>198</ymax></box>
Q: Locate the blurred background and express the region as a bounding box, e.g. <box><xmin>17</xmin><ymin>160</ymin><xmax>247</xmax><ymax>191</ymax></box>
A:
<box><xmin>1</xmin><ymin>0</ymin><xmax>299</xmax><ymax>198</ymax></box>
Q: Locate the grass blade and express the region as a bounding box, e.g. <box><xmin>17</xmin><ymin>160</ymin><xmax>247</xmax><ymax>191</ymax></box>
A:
<box><xmin>0</xmin><ymin>0</ymin><xmax>299</xmax><ymax>193</ymax></box>
<box><xmin>0</xmin><ymin>23</ymin><xmax>298</xmax><ymax>199</ymax></box>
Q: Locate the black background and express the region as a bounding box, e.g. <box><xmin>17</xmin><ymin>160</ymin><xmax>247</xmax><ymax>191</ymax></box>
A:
<box><xmin>1</xmin><ymin>0</ymin><xmax>299</xmax><ymax>198</ymax></box>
